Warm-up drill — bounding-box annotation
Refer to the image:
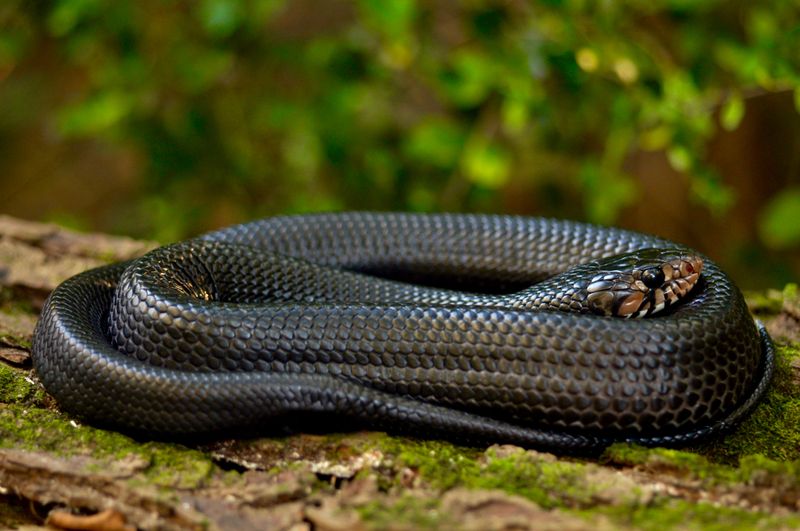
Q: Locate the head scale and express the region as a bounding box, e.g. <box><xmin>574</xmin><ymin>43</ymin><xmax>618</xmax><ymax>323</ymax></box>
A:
<box><xmin>585</xmin><ymin>249</ymin><xmax>703</xmax><ymax>318</ymax></box>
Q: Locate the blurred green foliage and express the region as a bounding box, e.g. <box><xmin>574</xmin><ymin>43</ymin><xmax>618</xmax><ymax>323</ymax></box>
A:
<box><xmin>1</xmin><ymin>0</ymin><xmax>799</xmax><ymax>244</ymax></box>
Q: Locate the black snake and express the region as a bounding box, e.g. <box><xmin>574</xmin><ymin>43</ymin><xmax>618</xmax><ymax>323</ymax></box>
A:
<box><xmin>31</xmin><ymin>213</ymin><xmax>774</xmax><ymax>451</ymax></box>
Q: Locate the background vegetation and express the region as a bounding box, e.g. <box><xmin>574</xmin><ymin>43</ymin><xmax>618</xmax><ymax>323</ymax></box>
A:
<box><xmin>1</xmin><ymin>0</ymin><xmax>799</xmax><ymax>287</ymax></box>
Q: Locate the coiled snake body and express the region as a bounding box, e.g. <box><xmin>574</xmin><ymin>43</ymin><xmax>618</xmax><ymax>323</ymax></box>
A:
<box><xmin>32</xmin><ymin>213</ymin><xmax>773</xmax><ymax>451</ymax></box>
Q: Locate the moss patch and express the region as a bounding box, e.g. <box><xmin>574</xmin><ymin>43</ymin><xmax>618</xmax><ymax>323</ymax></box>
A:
<box><xmin>379</xmin><ymin>437</ymin><xmax>482</xmax><ymax>489</ymax></box>
<box><xmin>379</xmin><ymin>439</ymin><xmax>605</xmax><ymax>509</ymax></box>
<box><xmin>408</xmin><ymin>444</ymin><xmax>595</xmax><ymax>508</ymax></box>
<box><xmin>0</xmin><ymin>363</ymin><xmax>44</xmax><ymax>405</ymax></box>
<box><xmin>0</xmin><ymin>334</ymin><xmax>31</xmax><ymax>350</ymax></box>
<box><xmin>603</xmin><ymin>443</ymin><xmax>800</xmax><ymax>492</ymax></box>
<box><xmin>356</xmin><ymin>438</ymin><xmax>800</xmax><ymax>530</ymax></box>
<box><xmin>745</xmin><ymin>284</ymin><xmax>795</xmax><ymax>316</ymax></box>
<box><xmin>0</xmin><ymin>306</ymin><xmax>36</xmax><ymax>350</ymax></box>
<box><xmin>0</xmin><ymin>405</ymin><xmax>216</xmax><ymax>489</ymax></box>
<box><xmin>587</xmin><ymin>498</ymin><xmax>800</xmax><ymax>531</ymax></box>
<box><xmin>604</xmin><ymin>444</ymin><xmax>733</xmax><ymax>481</ymax></box>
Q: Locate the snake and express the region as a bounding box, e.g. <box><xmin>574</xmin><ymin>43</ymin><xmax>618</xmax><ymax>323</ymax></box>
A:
<box><xmin>31</xmin><ymin>213</ymin><xmax>774</xmax><ymax>451</ymax></box>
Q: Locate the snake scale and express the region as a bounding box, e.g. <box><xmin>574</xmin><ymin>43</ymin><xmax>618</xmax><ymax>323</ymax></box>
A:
<box><xmin>32</xmin><ymin>213</ymin><xmax>774</xmax><ymax>451</ymax></box>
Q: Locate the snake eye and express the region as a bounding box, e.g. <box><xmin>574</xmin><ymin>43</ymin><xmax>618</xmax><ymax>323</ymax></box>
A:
<box><xmin>641</xmin><ymin>268</ymin><xmax>665</xmax><ymax>289</ymax></box>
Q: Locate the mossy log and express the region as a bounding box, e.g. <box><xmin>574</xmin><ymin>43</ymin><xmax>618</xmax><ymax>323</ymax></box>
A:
<box><xmin>1</xmin><ymin>216</ymin><xmax>798</xmax><ymax>530</ymax></box>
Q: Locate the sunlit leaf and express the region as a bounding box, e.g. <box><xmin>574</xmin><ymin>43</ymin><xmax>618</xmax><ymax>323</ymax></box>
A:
<box><xmin>501</xmin><ymin>97</ymin><xmax>529</xmax><ymax>134</ymax></box>
<box><xmin>794</xmin><ymin>87</ymin><xmax>800</xmax><ymax>114</ymax></box>
<box><xmin>748</xmin><ymin>9</ymin><xmax>778</xmax><ymax>44</ymax></box>
<box><xmin>667</xmin><ymin>146</ymin><xmax>692</xmax><ymax>172</ymax></box>
<box><xmin>720</xmin><ymin>93</ymin><xmax>745</xmax><ymax>131</ymax></box>
<box><xmin>439</xmin><ymin>51</ymin><xmax>496</xmax><ymax>107</ymax></box>
<box><xmin>462</xmin><ymin>141</ymin><xmax>511</xmax><ymax>189</ymax></box>
<box><xmin>759</xmin><ymin>188</ymin><xmax>800</xmax><ymax>249</ymax></box>
<box><xmin>690</xmin><ymin>170</ymin><xmax>735</xmax><ymax>216</ymax></box>
<box><xmin>640</xmin><ymin>126</ymin><xmax>673</xmax><ymax>151</ymax></box>
<box><xmin>56</xmin><ymin>91</ymin><xmax>132</xmax><ymax>136</ymax></box>
<box><xmin>359</xmin><ymin>0</ymin><xmax>416</xmax><ymax>39</ymax></box>
<box><xmin>579</xmin><ymin>163</ymin><xmax>637</xmax><ymax>225</ymax></box>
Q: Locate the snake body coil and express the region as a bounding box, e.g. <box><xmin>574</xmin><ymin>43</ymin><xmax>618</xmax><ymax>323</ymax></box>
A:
<box><xmin>32</xmin><ymin>213</ymin><xmax>773</xmax><ymax>451</ymax></box>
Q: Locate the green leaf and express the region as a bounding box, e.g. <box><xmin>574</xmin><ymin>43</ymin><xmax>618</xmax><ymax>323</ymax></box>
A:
<box><xmin>439</xmin><ymin>51</ymin><xmax>496</xmax><ymax>107</ymax></box>
<box><xmin>199</xmin><ymin>0</ymin><xmax>243</xmax><ymax>39</ymax></box>
<box><xmin>501</xmin><ymin>97</ymin><xmax>529</xmax><ymax>134</ymax></box>
<box><xmin>640</xmin><ymin>126</ymin><xmax>673</xmax><ymax>151</ymax></box>
<box><xmin>720</xmin><ymin>93</ymin><xmax>745</xmax><ymax>131</ymax></box>
<box><xmin>47</xmin><ymin>0</ymin><xmax>101</xmax><ymax>37</ymax></box>
<box><xmin>794</xmin><ymin>87</ymin><xmax>800</xmax><ymax>114</ymax></box>
<box><xmin>462</xmin><ymin>141</ymin><xmax>511</xmax><ymax>189</ymax></box>
<box><xmin>173</xmin><ymin>46</ymin><xmax>233</xmax><ymax>93</ymax></box>
<box><xmin>578</xmin><ymin>163</ymin><xmax>637</xmax><ymax>225</ymax></box>
<box><xmin>404</xmin><ymin>119</ymin><xmax>466</xmax><ymax>169</ymax></box>
<box><xmin>747</xmin><ymin>9</ymin><xmax>778</xmax><ymax>44</ymax></box>
<box><xmin>0</xmin><ymin>32</ymin><xmax>30</xmax><ymax>65</ymax></box>
<box><xmin>667</xmin><ymin>146</ymin><xmax>693</xmax><ymax>172</ymax></box>
<box><xmin>359</xmin><ymin>0</ymin><xmax>416</xmax><ymax>39</ymax></box>
<box><xmin>690</xmin><ymin>170</ymin><xmax>735</xmax><ymax>216</ymax></box>
<box><xmin>759</xmin><ymin>188</ymin><xmax>800</xmax><ymax>249</ymax></box>
<box><xmin>56</xmin><ymin>91</ymin><xmax>132</xmax><ymax>136</ymax></box>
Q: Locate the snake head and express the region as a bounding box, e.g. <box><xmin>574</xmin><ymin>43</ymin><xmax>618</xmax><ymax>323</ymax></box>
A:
<box><xmin>585</xmin><ymin>249</ymin><xmax>703</xmax><ymax>318</ymax></box>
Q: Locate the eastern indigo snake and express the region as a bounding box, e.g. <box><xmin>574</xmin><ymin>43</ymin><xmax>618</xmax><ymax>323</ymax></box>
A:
<box><xmin>32</xmin><ymin>213</ymin><xmax>774</xmax><ymax>451</ymax></box>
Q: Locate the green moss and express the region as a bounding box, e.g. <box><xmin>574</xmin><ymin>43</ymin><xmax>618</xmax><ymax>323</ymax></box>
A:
<box><xmin>587</xmin><ymin>499</ymin><xmax>800</xmax><ymax>531</ymax></box>
<box><xmin>375</xmin><ymin>439</ymin><xmax>800</xmax><ymax>530</ymax></box>
<box><xmin>381</xmin><ymin>438</ymin><xmax>482</xmax><ymax>489</ymax></box>
<box><xmin>474</xmin><ymin>447</ymin><xmax>600</xmax><ymax>508</ymax></box>
<box><xmin>746</xmin><ymin>283</ymin><xmax>798</xmax><ymax>315</ymax></box>
<box><xmin>782</xmin><ymin>283</ymin><xmax>800</xmax><ymax>309</ymax></box>
<box><xmin>0</xmin><ymin>405</ymin><xmax>215</xmax><ymax>489</ymax></box>
<box><xmin>696</xmin><ymin>343</ymin><xmax>800</xmax><ymax>463</ymax></box>
<box><xmin>737</xmin><ymin>453</ymin><xmax>800</xmax><ymax>488</ymax></box>
<box><xmin>592</xmin><ymin>445</ymin><xmax>800</xmax><ymax>529</ymax></box>
<box><xmin>603</xmin><ymin>444</ymin><xmax>718</xmax><ymax>477</ymax></box>
<box><xmin>745</xmin><ymin>288</ymin><xmax>787</xmax><ymax>315</ymax></box>
<box><xmin>358</xmin><ymin>495</ymin><xmax>444</xmax><ymax>530</ymax></box>
<box><xmin>0</xmin><ymin>334</ymin><xmax>31</xmax><ymax>350</ymax></box>
<box><xmin>381</xmin><ymin>439</ymin><xmax>600</xmax><ymax>509</ymax></box>
<box><xmin>0</xmin><ymin>363</ymin><xmax>45</xmax><ymax>405</ymax></box>
<box><xmin>604</xmin><ymin>443</ymin><xmax>800</xmax><ymax>490</ymax></box>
